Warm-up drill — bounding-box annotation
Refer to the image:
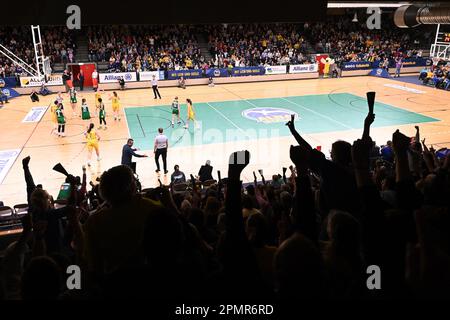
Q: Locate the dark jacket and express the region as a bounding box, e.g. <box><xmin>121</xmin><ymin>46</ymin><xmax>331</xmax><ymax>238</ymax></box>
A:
<box><xmin>121</xmin><ymin>144</ymin><xmax>145</xmax><ymax>166</ymax></box>
<box><xmin>198</xmin><ymin>164</ymin><xmax>213</xmax><ymax>182</ymax></box>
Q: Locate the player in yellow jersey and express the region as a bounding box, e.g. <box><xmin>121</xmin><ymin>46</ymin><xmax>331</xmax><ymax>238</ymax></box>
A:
<box><xmin>94</xmin><ymin>89</ymin><xmax>103</xmax><ymax>118</ymax></box>
<box><xmin>84</xmin><ymin>123</ymin><xmax>101</xmax><ymax>166</ymax></box>
<box><xmin>50</xmin><ymin>99</ymin><xmax>59</xmax><ymax>134</ymax></box>
<box><xmin>184</xmin><ymin>98</ymin><xmax>197</xmax><ymax>129</ymax></box>
<box><xmin>109</xmin><ymin>91</ymin><xmax>121</xmax><ymax>121</ymax></box>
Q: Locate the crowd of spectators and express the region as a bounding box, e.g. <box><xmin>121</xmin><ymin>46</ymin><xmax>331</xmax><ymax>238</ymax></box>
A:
<box><xmin>419</xmin><ymin>59</ymin><xmax>450</xmax><ymax>90</ymax></box>
<box><xmin>310</xmin><ymin>15</ymin><xmax>433</xmax><ymax>64</ymax></box>
<box><xmin>0</xmin><ymin>17</ymin><xmax>435</xmax><ymax>78</ymax></box>
<box><xmin>0</xmin><ymin>26</ymin><xmax>76</xmax><ymax>78</ymax></box>
<box><xmin>86</xmin><ymin>25</ymin><xmax>203</xmax><ymax>72</ymax></box>
<box><xmin>1</xmin><ymin>103</ymin><xmax>449</xmax><ymax>304</ymax></box>
<box><xmin>203</xmin><ymin>23</ymin><xmax>314</xmax><ymax>68</ymax></box>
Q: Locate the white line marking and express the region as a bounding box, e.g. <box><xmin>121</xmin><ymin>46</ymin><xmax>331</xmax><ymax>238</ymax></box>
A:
<box><xmin>279</xmin><ymin>97</ymin><xmax>354</xmax><ymax>130</ymax></box>
<box><xmin>205</xmin><ymin>102</ymin><xmax>251</xmax><ymax>138</ymax></box>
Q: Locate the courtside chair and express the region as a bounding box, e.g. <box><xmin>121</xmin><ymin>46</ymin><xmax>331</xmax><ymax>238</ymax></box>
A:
<box><xmin>172</xmin><ymin>182</ymin><xmax>188</xmax><ymax>193</ymax></box>
<box><xmin>202</xmin><ymin>180</ymin><xmax>217</xmax><ymax>188</ymax></box>
<box><xmin>0</xmin><ymin>206</ymin><xmax>14</xmax><ymax>221</ymax></box>
<box><xmin>53</xmin><ymin>199</ymin><xmax>68</xmax><ymax>209</ymax></box>
<box><xmin>13</xmin><ymin>204</ymin><xmax>29</xmax><ymax>217</ymax></box>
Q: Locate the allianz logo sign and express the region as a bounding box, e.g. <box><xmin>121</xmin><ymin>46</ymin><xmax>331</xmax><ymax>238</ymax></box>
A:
<box><xmin>103</xmin><ymin>73</ymin><xmax>133</xmax><ymax>81</ymax></box>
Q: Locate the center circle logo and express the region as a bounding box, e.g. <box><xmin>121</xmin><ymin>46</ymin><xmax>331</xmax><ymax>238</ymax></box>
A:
<box><xmin>242</xmin><ymin>107</ymin><xmax>298</xmax><ymax>124</ymax></box>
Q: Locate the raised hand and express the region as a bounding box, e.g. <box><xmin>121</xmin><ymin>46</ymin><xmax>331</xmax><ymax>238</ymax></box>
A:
<box><xmin>362</xmin><ymin>113</ymin><xmax>375</xmax><ymax>141</ymax></box>
<box><xmin>289</xmin><ymin>145</ymin><xmax>310</xmax><ymax>174</ymax></box>
<box><xmin>285</xmin><ymin>114</ymin><xmax>296</xmax><ymax>131</ymax></box>
<box><xmin>351</xmin><ymin>138</ymin><xmax>372</xmax><ymax>170</ymax></box>
<box><xmin>392</xmin><ymin>129</ymin><xmax>411</xmax><ymax>156</ymax></box>
<box><xmin>228</xmin><ymin>150</ymin><xmax>250</xmax><ymax>180</ymax></box>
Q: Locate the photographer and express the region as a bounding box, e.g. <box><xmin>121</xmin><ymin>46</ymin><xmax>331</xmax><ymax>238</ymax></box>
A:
<box><xmin>118</xmin><ymin>77</ymin><xmax>125</xmax><ymax>90</ymax></box>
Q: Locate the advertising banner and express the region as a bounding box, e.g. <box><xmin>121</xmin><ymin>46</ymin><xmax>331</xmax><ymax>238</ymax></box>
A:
<box><xmin>22</xmin><ymin>106</ymin><xmax>49</xmax><ymax>123</ymax></box>
<box><xmin>289</xmin><ymin>64</ymin><xmax>318</xmax><ymax>73</ymax></box>
<box><xmin>20</xmin><ymin>74</ymin><xmax>63</xmax><ymax>87</ymax></box>
<box><xmin>231</xmin><ymin>66</ymin><xmax>265</xmax><ymax>76</ymax></box>
<box><xmin>139</xmin><ymin>71</ymin><xmax>165</xmax><ymax>81</ymax></box>
<box><xmin>205</xmin><ymin>68</ymin><xmax>229</xmax><ymax>78</ymax></box>
<box><xmin>369</xmin><ymin>68</ymin><xmax>391</xmax><ymax>78</ymax></box>
<box><xmin>342</xmin><ymin>61</ymin><xmax>373</xmax><ymax>70</ymax></box>
<box><xmin>167</xmin><ymin>69</ymin><xmax>203</xmax><ymax>80</ymax></box>
<box><xmin>265</xmin><ymin>65</ymin><xmax>287</xmax><ymax>75</ymax></box>
<box><xmin>98</xmin><ymin>72</ymin><xmax>138</xmax><ymax>83</ymax></box>
<box><xmin>0</xmin><ymin>149</ymin><xmax>20</xmax><ymax>184</ymax></box>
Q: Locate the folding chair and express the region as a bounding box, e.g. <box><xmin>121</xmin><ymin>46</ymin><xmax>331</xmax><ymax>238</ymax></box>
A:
<box><xmin>202</xmin><ymin>180</ymin><xmax>217</xmax><ymax>188</ymax></box>
<box><xmin>13</xmin><ymin>204</ymin><xmax>29</xmax><ymax>217</ymax></box>
<box><xmin>53</xmin><ymin>199</ymin><xmax>68</xmax><ymax>209</ymax></box>
<box><xmin>0</xmin><ymin>206</ymin><xmax>14</xmax><ymax>221</ymax></box>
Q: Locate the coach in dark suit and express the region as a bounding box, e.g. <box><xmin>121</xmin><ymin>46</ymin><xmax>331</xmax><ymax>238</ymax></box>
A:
<box><xmin>121</xmin><ymin>139</ymin><xmax>148</xmax><ymax>173</ymax></box>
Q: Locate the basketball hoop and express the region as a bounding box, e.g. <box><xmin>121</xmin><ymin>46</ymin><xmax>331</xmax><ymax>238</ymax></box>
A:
<box><xmin>432</xmin><ymin>57</ymin><xmax>441</xmax><ymax>66</ymax></box>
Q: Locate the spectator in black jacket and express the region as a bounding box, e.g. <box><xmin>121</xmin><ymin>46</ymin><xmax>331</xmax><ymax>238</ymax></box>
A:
<box><xmin>171</xmin><ymin>165</ymin><xmax>186</xmax><ymax>184</ymax></box>
<box><xmin>198</xmin><ymin>160</ymin><xmax>213</xmax><ymax>182</ymax></box>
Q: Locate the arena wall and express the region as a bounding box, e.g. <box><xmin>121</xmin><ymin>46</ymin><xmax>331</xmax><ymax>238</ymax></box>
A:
<box><xmin>13</xmin><ymin>67</ymin><xmax>423</xmax><ymax>95</ymax></box>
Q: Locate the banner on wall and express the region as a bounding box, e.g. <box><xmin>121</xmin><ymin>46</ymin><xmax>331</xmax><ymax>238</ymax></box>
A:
<box><xmin>265</xmin><ymin>65</ymin><xmax>287</xmax><ymax>75</ymax></box>
<box><xmin>2</xmin><ymin>76</ymin><xmax>18</xmax><ymax>88</ymax></box>
<box><xmin>289</xmin><ymin>64</ymin><xmax>318</xmax><ymax>73</ymax></box>
<box><xmin>232</xmin><ymin>66</ymin><xmax>265</xmax><ymax>76</ymax></box>
<box><xmin>98</xmin><ymin>72</ymin><xmax>138</xmax><ymax>83</ymax></box>
<box><xmin>205</xmin><ymin>68</ymin><xmax>228</xmax><ymax>78</ymax></box>
<box><xmin>167</xmin><ymin>69</ymin><xmax>203</xmax><ymax>80</ymax></box>
<box><xmin>139</xmin><ymin>71</ymin><xmax>165</xmax><ymax>81</ymax></box>
<box><xmin>342</xmin><ymin>61</ymin><xmax>372</xmax><ymax>70</ymax></box>
<box><xmin>20</xmin><ymin>74</ymin><xmax>63</xmax><ymax>87</ymax></box>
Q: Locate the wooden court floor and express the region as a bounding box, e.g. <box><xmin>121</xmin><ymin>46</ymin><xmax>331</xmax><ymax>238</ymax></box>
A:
<box><xmin>1</xmin><ymin>75</ymin><xmax>450</xmax><ymax>207</ymax></box>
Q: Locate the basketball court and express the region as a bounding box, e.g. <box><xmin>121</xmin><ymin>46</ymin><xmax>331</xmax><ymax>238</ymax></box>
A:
<box><xmin>1</xmin><ymin>75</ymin><xmax>449</xmax><ymax>207</ymax></box>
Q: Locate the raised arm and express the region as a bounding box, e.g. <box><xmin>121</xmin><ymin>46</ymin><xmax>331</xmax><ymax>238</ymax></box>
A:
<box><xmin>286</xmin><ymin>114</ymin><xmax>313</xmax><ymax>150</ymax></box>
<box><xmin>289</xmin><ymin>145</ymin><xmax>317</xmax><ymax>243</ymax></box>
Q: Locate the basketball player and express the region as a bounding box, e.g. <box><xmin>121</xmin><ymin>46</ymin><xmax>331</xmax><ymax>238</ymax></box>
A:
<box><xmin>56</xmin><ymin>92</ymin><xmax>64</xmax><ymax>105</ymax></box>
<box><xmin>94</xmin><ymin>89</ymin><xmax>103</xmax><ymax>117</ymax></box>
<box><xmin>184</xmin><ymin>98</ymin><xmax>197</xmax><ymax>129</ymax></box>
<box><xmin>84</xmin><ymin>123</ymin><xmax>101</xmax><ymax>166</ymax></box>
<box><xmin>69</xmin><ymin>87</ymin><xmax>78</xmax><ymax>117</ymax></box>
<box><xmin>171</xmin><ymin>96</ymin><xmax>181</xmax><ymax>127</ymax></box>
<box><xmin>109</xmin><ymin>91</ymin><xmax>121</xmax><ymax>121</ymax></box>
<box><xmin>50</xmin><ymin>100</ymin><xmax>59</xmax><ymax>134</ymax></box>
<box><xmin>81</xmin><ymin>98</ymin><xmax>91</xmax><ymax>120</ymax></box>
<box><xmin>98</xmin><ymin>98</ymin><xmax>107</xmax><ymax>129</ymax></box>
<box><xmin>55</xmin><ymin>104</ymin><xmax>66</xmax><ymax>137</ymax></box>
